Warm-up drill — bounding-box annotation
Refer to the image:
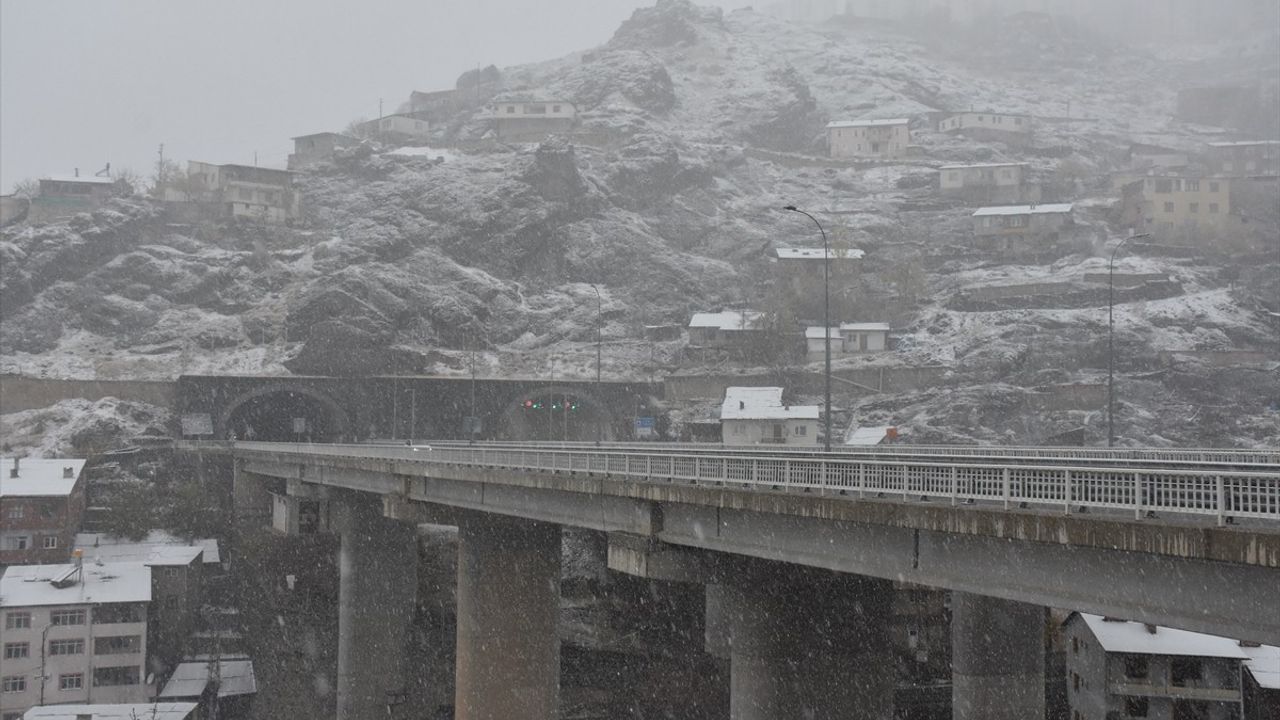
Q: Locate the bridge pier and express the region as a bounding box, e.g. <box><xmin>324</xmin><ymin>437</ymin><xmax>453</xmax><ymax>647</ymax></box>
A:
<box><xmin>951</xmin><ymin>593</ymin><xmax>1045</xmax><ymax>720</ymax></box>
<box><xmin>722</xmin><ymin>566</ymin><xmax>895</xmax><ymax>720</ymax></box>
<box><xmin>333</xmin><ymin>495</ymin><xmax>418</xmax><ymax>720</ymax></box>
<box><xmin>455</xmin><ymin>512</ymin><xmax>561</xmax><ymax>720</ymax></box>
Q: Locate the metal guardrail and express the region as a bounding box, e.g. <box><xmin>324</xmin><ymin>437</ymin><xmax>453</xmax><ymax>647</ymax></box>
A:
<box><xmin>233</xmin><ymin>442</ymin><xmax>1280</xmax><ymax>526</ymax></box>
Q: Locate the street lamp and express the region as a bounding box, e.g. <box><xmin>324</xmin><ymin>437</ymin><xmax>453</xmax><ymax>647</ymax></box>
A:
<box><xmin>783</xmin><ymin>205</ymin><xmax>832</xmax><ymax>452</ymax></box>
<box><xmin>1108</xmin><ymin>232</ymin><xmax>1150</xmax><ymax>447</ymax></box>
<box><xmin>589</xmin><ymin>283</ymin><xmax>603</xmax><ymax>445</ymax></box>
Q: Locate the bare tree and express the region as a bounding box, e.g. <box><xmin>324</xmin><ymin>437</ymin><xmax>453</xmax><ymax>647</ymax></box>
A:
<box><xmin>9</xmin><ymin>178</ymin><xmax>39</xmax><ymax>198</ymax></box>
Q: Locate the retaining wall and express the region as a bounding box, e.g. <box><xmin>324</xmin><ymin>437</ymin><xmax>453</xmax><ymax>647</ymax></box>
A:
<box><xmin>0</xmin><ymin>374</ymin><xmax>177</xmax><ymax>414</ymax></box>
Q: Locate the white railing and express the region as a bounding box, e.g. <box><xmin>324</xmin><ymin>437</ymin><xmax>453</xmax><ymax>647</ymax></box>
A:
<box><xmin>233</xmin><ymin>442</ymin><xmax>1280</xmax><ymax>526</ymax></box>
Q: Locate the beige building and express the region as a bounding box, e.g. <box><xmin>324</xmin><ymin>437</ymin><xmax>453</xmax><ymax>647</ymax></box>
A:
<box><xmin>971</xmin><ymin>203</ymin><xmax>1075</xmax><ymax>251</ymax></box>
<box><xmin>720</xmin><ymin>387</ymin><xmax>819</xmax><ymax>446</ymax></box>
<box><xmin>1118</xmin><ymin>175</ymin><xmax>1235</xmax><ymax>239</ymax></box>
<box><xmin>288</xmin><ymin>132</ymin><xmax>359</xmax><ymax>169</ymax></box>
<box><xmin>939</xmin><ymin>162</ymin><xmax>1030</xmax><ymax>203</ymax></box>
<box><xmin>355</xmin><ymin>114</ymin><xmax>431</xmax><ymax>144</ymax></box>
<box><xmin>169</xmin><ymin>161</ymin><xmax>298</xmax><ymax>224</ymax></box>
<box><xmin>484</xmin><ymin>101</ymin><xmax>577</xmax><ymax>141</ymax></box>
<box><xmin>28</xmin><ymin>172</ymin><xmax>116</xmax><ymax>224</ymax></box>
<box><xmin>826</xmin><ymin>119</ymin><xmax>910</xmax><ymax>159</ymax></box>
<box><xmin>939</xmin><ymin>112</ymin><xmax>1033</xmax><ymax>142</ymax></box>
<box><xmin>1205</xmin><ymin>141</ymin><xmax>1280</xmax><ymax>177</ymax></box>
<box><xmin>1</xmin><ymin>562</ymin><xmax>153</xmax><ymax>720</ymax></box>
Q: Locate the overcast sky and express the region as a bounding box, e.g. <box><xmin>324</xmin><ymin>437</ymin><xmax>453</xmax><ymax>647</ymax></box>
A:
<box><xmin>0</xmin><ymin>0</ymin><xmax>677</xmax><ymax>191</ymax></box>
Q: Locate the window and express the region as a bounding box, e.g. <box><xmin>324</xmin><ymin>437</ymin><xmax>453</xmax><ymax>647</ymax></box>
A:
<box><xmin>51</xmin><ymin>609</ymin><xmax>86</xmax><ymax>626</ymax></box>
<box><xmin>552</xmin><ymin>104</ymin><xmax>561</xmax><ymax>112</ymax></box>
<box><xmin>1171</xmin><ymin>658</ymin><xmax>1203</xmax><ymax>686</ymax></box>
<box><xmin>49</xmin><ymin>639</ymin><xmax>85</xmax><ymax>656</ymax></box>
<box><xmin>1185</xmin><ymin>180</ymin><xmax>1199</xmax><ymax>191</ymax></box>
<box><xmin>506</xmin><ymin>105</ymin><xmax>515</xmax><ymax>114</ymax></box>
<box><xmin>1</xmin><ymin>676</ymin><xmax>25</xmax><ymax>693</ymax></box>
<box><xmin>94</xmin><ymin>635</ymin><xmax>142</xmax><ymax>655</ymax></box>
<box><xmin>1209</xmin><ymin>181</ymin><xmax>1220</xmax><ymax>192</ymax></box>
<box><xmin>1209</xmin><ymin>203</ymin><xmax>1219</xmax><ymax>213</ymax></box>
<box><xmin>43</xmin><ymin>535</ymin><xmax>59</xmax><ymax>549</ymax></box>
<box><xmin>58</xmin><ymin>673</ymin><xmax>84</xmax><ymax>691</ymax></box>
<box><xmin>1163</xmin><ymin>202</ymin><xmax>1175</xmax><ymax>213</ymax></box>
<box><xmin>93</xmin><ymin>604</ymin><xmax>143</xmax><ymax>624</ymax></box>
<box><xmin>1072</xmin><ymin>636</ymin><xmax>1079</xmax><ymax>654</ymax></box>
<box><xmin>1123</xmin><ymin>655</ymin><xmax>1149</xmax><ymax>679</ymax></box>
<box><xmin>6</xmin><ymin>505</ymin><xmax>22</xmax><ymax>519</ymax></box>
<box><xmin>1189</xmin><ymin>202</ymin><xmax>1199</xmax><ymax>213</ymax></box>
<box><xmin>1173</xmin><ymin>699</ymin><xmax>1211</xmax><ymax>720</ymax></box>
<box><xmin>4</xmin><ymin>612</ymin><xmax>31</xmax><ymax>630</ymax></box>
<box><xmin>93</xmin><ymin>666</ymin><xmax>140</xmax><ymax>687</ymax></box>
<box><xmin>1125</xmin><ymin>696</ymin><xmax>1150</xmax><ymax>717</ymax></box>
<box><xmin>3</xmin><ymin>642</ymin><xmax>29</xmax><ymax>659</ymax></box>
<box><xmin>795</xmin><ymin>425</ymin><xmax>807</xmax><ymax>436</ymax></box>
<box><xmin>4</xmin><ymin>536</ymin><xmax>30</xmax><ymax>550</ymax></box>
<box><xmin>1072</xmin><ymin>672</ymin><xmax>1080</xmax><ymax>691</ymax></box>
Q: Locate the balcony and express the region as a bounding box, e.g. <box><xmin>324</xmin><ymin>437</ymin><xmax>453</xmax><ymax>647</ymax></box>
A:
<box><xmin>1110</xmin><ymin>681</ymin><xmax>1241</xmax><ymax>702</ymax></box>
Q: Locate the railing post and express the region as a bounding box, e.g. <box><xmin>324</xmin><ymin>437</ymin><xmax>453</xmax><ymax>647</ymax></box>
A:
<box><xmin>784</xmin><ymin>460</ymin><xmax>791</xmax><ymax>489</ymax></box>
<box><xmin>694</xmin><ymin>457</ymin><xmax>700</xmax><ymax>484</ymax></box>
<box><xmin>902</xmin><ymin>464</ymin><xmax>909</xmax><ymax>502</ymax></box>
<box><xmin>1216</xmin><ymin>475</ymin><xmax>1225</xmax><ymax>527</ymax></box>
<box><xmin>950</xmin><ymin>466</ymin><xmax>958</xmax><ymax>506</ymax></box>
<box><xmin>1002</xmin><ymin>467</ymin><xmax>1011</xmax><ymax>510</ymax></box>
<box><xmin>858</xmin><ymin>464</ymin><xmax>866</xmax><ymax>499</ymax></box>
<box><xmin>646</xmin><ymin>455</ymin><xmax>652</xmax><ymax>479</ymax></box>
<box><xmin>820</xmin><ymin>460</ymin><xmax>827</xmax><ymax>496</ymax></box>
<box><xmin>1133</xmin><ymin>472</ymin><xmax>1142</xmax><ymax>520</ymax></box>
<box><xmin>1063</xmin><ymin>470</ymin><xmax>1072</xmax><ymax>515</ymax></box>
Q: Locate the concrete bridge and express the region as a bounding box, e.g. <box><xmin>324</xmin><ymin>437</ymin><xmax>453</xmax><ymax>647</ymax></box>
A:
<box><xmin>216</xmin><ymin>440</ymin><xmax>1280</xmax><ymax>720</ymax></box>
<box><xmin>175</xmin><ymin>374</ymin><xmax>662</xmax><ymax>444</ymax></box>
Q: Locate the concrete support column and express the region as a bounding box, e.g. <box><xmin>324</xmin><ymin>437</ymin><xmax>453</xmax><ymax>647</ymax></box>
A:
<box><xmin>455</xmin><ymin>513</ymin><xmax>561</xmax><ymax>720</ymax></box>
<box><xmin>334</xmin><ymin>496</ymin><xmax>418</xmax><ymax>720</ymax></box>
<box><xmin>723</xmin><ymin>567</ymin><xmax>894</xmax><ymax>720</ymax></box>
<box><xmin>951</xmin><ymin>593</ymin><xmax>1045</xmax><ymax>720</ymax></box>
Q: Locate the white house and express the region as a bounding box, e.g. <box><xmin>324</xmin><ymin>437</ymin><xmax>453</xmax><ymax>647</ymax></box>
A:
<box><xmin>971</xmin><ymin>203</ymin><xmax>1075</xmax><ymax>251</ymax></box>
<box><xmin>484</xmin><ymin>101</ymin><xmax>577</xmax><ymax>140</ymax></box>
<box><xmin>845</xmin><ymin>425</ymin><xmax>898</xmax><ymax>446</ymax></box>
<box><xmin>356</xmin><ymin>114</ymin><xmax>431</xmax><ymax>143</ymax></box>
<box><xmin>826</xmin><ymin>119</ymin><xmax>910</xmax><ymax>159</ymax></box>
<box><xmin>1</xmin><ymin>561</ymin><xmax>153</xmax><ymax>719</ymax></box>
<box><xmin>688</xmin><ymin>311</ymin><xmax>766</xmax><ymax>347</ymax></box>
<box><xmin>939</xmin><ymin>162</ymin><xmax>1030</xmax><ymax>203</ymax></box>
<box><xmin>938</xmin><ymin>112</ymin><xmax>1033</xmax><ymax>140</ymax></box>
<box><xmin>720</xmin><ymin>387</ymin><xmax>819</xmax><ymax>446</ymax></box>
<box><xmin>839</xmin><ymin>323</ymin><xmax>890</xmax><ymax>352</ymax></box>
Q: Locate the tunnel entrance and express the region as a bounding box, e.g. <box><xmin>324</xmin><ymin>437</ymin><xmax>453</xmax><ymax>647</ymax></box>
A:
<box><xmin>223</xmin><ymin>388</ymin><xmax>348</xmax><ymax>442</ymax></box>
<box><xmin>501</xmin><ymin>388</ymin><xmax>613</xmax><ymax>442</ymax></box>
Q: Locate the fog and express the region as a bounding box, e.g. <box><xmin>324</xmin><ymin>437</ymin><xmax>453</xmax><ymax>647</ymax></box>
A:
<box><xmin>0</xmin><ymin>0</ymin><xmax>676</xmax><ymax>191</ymax></box>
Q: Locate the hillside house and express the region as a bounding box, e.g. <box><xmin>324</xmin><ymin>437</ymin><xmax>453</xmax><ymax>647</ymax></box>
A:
<box><xmin>173</xmin><ymin>162</ymin><xmax>298</xmax><ymax>224</ymax></box>
<box><xmin>484</xmin><ymin>101</ymin><xmax>577</xmax><ymax>141</ymax></box>
<box><xmin>845</xmin><ymin>426</ymin><xmax>898</xmax><ymax>446</ymax></box>
<box><xmin>0</xmin><ymin>561</ymin><xmax>154</xmax><ymax>719</ymax></box>
<box><xmin>288</xmin><ymin>132</ymin><xmax>359</xmax><ymax>169</ymax></box>
<box><xmin>355</xmin><ymin>113</ymin><xmax>431</xmax><ymax>144</ymax></box>
<box><xmin>0</xmin><ymin>457</ymin><xmax>86</xmax><ymax>566</ymax></box>
<box><xmin>1063</xmin><ymin>613</ymin><xmax>1255</xmax><ymax>720</ymax></box>
<box><xmin>774</xmin><ymin>247</ymin><xmax>864</xmax><ymax>299</ymax></box>
<box><xmin>1127</xmin><ymin>143</ymin><xmax>1190</xmax><ymax>172</ymax></box>
<box><xmin>939</xmin><ymin>112</ymin><xmax>1033</xmax><ymax>142</ymax></box>
<box><xmin>720</xmin><ymin>387</ymin><xmax>819</xmax><ymax>446</ymax></box>
<box><xmin>804</xmin><ymin>323</ymin><xmax>889</xmax><ymax>357</ymax></box>
<box><xmin>939</xmin><ymin>162</ymin><xmax>1031</xmax><ymax>203</ymax></box>
<box><xmin>687</xmin><ymin>311</ymin><xmax>766</xmax><ymax>348</ymax></box>
<box><xmin>971</xmin><ymin>203</ymin><xmax>1074</xmax><ymax>251</ymax></box>
<box><xmin>826</xmin><ymin>119</ymin><xmax>910</xmax><ymax>159</ymax></box>
<box><xmin>1205</xmin><ymin>141</ymin><xmax>1280</xmax><ymax>177</ymax></box>
<box><xmin>409</xmin><ymin>83</ymin><xmax>498</xmax><ymax>122</ymax></box>
<box><xmin>29</xmin><ymin>171</ymin><xmax>116</xmax><ymax>223</ymax></box>
<box><xmin>1117</xmin><ymin>175</ymin><xmax>1236</xmax><ymax>239</ymax></box>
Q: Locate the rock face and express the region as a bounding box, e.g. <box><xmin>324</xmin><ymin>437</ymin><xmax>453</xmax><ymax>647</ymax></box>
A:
<box><xmin>554</xmin><ymin>50</ymin><xmax>677</xmax><ymax>115</ymax></box>
<box><xmin>610</xmin><ymin>0</ymin><xmax>723</xmax><ymax>49</ymax></box>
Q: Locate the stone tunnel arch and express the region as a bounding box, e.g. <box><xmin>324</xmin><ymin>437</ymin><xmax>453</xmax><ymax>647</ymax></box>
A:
<box><xmin>499</xmin><ymin>384</ymin><xmax>616</xmax><ymax>442</ymax></box>
<box><xmin>220</xmin><ymin>384</ymin><xmax>351</xmax><ymax>442</ymax></box>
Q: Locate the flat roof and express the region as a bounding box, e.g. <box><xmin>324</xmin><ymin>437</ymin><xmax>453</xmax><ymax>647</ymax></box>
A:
<box><xmin>291</xmin><ymin>131</ymin><xmax>357</xmax><ymax>141</ymax></box>
<box><xmin>1</xmin><ymin>562</ymin><xmax>151</xmax><ymax>608</ymax></box>
<box><xmin>0</xmin><ymin>457</ymin><xmax>85</xmax><ymax>497</ymax></box>
<box><xmin>42</xmin><ymin>174</ymin><xmax>115</xmax><ymax>184</ymax></box>
<box><xmin>22</xmin><ymin>703</ymin><xmax>197</xmax><ymax>720</ymax></box>
<box><xmin>939</xmin><ymin>162</ymin><xmax>1028</xmax><ymax>170</ymax></box>
<box><xmin>973</xmin><ymin>203</ymin><xmax>1073</xmax><ymax>217</ymax></box>
<box><xmin>721</xmin><ymin>386</ymin><xmax>820</xmax><ymax>421</ymax></box>
<box><xmin>827</xmin><ymin>118</ymin><xmax>910</xmax><ymax>129</ymax></box>
<box><xmin>688</xmin><ymin>311</ymin><xmax>765</xmax><ymax>331</ymax></box>
<box><xmin>159</xmin><ymin>657</ymin><xmax>257</xmax><ymax>698</ymax></box>
<box><xmin>74</xmin><ymin>531</ymin><xmax>220</xmax><ymax>565</ymax></box>
<box><xmin>1076</xmin><ymin>614</ymin><xmax>1249</xmax><ymax>659</ymax></box>
<box><xmin>805</xmin><ymin>326</ymin><xmax>841</xmax><ymax>339</ymax></box>
<box><xmin>846</xmin><ymin>426</ymin><xmax>894</xmax><ymax>445</ymax></box>
<box><xmin>1241</xmin><ymin>643</ymin><xmax>1280</xmax><ymax>690</ymax></box>
<box><xmin>775</xmin><ymin>247</ymin><xmax>865</xmax><ymax>260</ymax></box>
<box><xmin>947</xmin><ymin>110</ymin><xmax>1031</xmax><ymax>118</ymax></box>
<box><xmin>840</xmin><ymin>322</ymin><xmax>890</xmax><ymax>332</ymax></box>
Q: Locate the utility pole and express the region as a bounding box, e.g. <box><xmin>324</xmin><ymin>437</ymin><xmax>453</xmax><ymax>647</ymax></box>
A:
<box><xmin>784</xmin><ymin>206</ymin><xmax>833</xmax><ymax>452</ymax></box>
<box><xmin>156</xmin><ymin>143</ymin><xmax>166</xmax><ymax>188</ymax></box>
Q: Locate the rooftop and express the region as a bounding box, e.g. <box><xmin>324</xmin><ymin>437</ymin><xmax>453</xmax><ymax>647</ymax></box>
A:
<box><xmin>0</xmin><ymin>457</ymin><xmax>85</xmax><ymax>497</ymax></box>
<box><xmin>42</xmin><ymin>174</ymin><xmax>115</xmax><ymax>185</ymax></box>
<box><xmin>1241</xmin><ymin>643</ymin><xmax>1280</xmax><ymax>690</ymax></box>
<box><xmin>21</xmin><ymin>703</ymin><xmax>197</xmax><ymax>720</ymax></box>
<box><xmin>721</xmin><ymin>386</ymin><xmax>820</xmax><ymax>421</ymax></box>
<box><xmin>0</xmin><ymin>561</ymin><xmax>151</xmax><ymax>608</ymax></box>
<box><xmin>846</xmin><ymin>426</ymin><xmax>895</xmax><ymax>446</ymax></box>
<box><xmin>688</xmin><ymin>310</ymin><xmax>765</xmax><ymax>331</ymax></box>
<box><xmin>839</xmin><ymin>322</ymin><xmax>891</xmax><ymax>332</ymax></box>
<box><xmin>938</xmin><ymin>162</ymin><xmax>1028</xmax><ymax>170</ymax></box>
<box><xmin>1076</xmin><ymin>614</ymin><xmax>1249</xmax><ymax>659</ymax></box>
<box><xmin>159</xmin><ymin>656</ymin><xmax>257</xmax><ymax>699</ymax></box>
<box><xmin>804</xmin><ymin>326</ymin><xmax>841</xmax><ymax>339</ymax></box>
<box><xmin>291</xmin><ymin>131</ymin><xmax>357</xmax><ymax>141</ymax></box>
<box><xmin>74</xmin><ymin>531</ymin><xmax>220</xmax><ymax>565</ymax></box>
<box><xmin>973</xmin><ymin>203</ymin><xmax>1073</xmax><ymax>217</ymax></box>
<box><xmin>775</xmin><ymin>247</ymin><xmax>865</xmax><ymax>260</ymax></box>
<box><xmin>826</xmin><ymin>118</ymin><xmax>910</xmax><ymax>129</ymax></box>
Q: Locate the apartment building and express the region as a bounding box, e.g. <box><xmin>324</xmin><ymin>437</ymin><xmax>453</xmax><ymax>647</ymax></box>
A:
<box><xmin>1117</xmin><ymin>175</ymin><xmax>1235</xmax><ymax>239</ymax></box>
<box><xmin>826</xmin><ymin>119</ymin><xmax>910</xmax><ymax>159</ymax></box>
<box><xmin>1</xmin><ymin>457</ymin><xmax>86</xmax><ymax>566</ymax></box>
<box><xmin>1204</xmin><ymin>141</ymin><xmax>1280</xmax><ymax>177</ymax></box>
<box><xmin>169</xmin><ymin>162</ymin><xmax>298</xmax><ymax>224</ymax></box>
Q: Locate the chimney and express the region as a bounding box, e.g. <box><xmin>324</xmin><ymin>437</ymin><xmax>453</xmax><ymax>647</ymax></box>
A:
<box><xmin>739</xmin><ymin>401</ymin><xmax>745</xmax><ymax>410</ymax></box>
<box><xmin>74</xmin><ymin>168</ymin><xmax>80</xmax><ymax>177</ymax></box>
<box><xmin>1144</xmin><ymin>623</ymin><xmax>1158</xmax><ymax>634</ymax></box>
<box><xmin>63</xmin><ymin>466</ymin><xmax>74</xmax><ymax>479</ymax></box>
<box><xmin>9</xmin><ymin>457</ymin><xmax>18</xmax><ymax>478</ymax></box>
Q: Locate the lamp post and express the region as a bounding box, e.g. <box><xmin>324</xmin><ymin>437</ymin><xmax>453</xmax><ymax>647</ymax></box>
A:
<box><xmin>783</xmin><ymin>205</ymin><xmax>832</xmax><ymax>452</ymax></box>
<box><xmin>589</xmin><ymin>283</ymin><xmax>603</xmax><ymax>445</ymax></box>
<box><xmin>1108</xmin><ymin>232</ymin><xmax>1150</xmax><ymax>447</ymax></box>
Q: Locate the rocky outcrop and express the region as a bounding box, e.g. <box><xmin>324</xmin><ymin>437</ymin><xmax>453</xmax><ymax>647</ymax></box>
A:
<box><xmin>610</xmin><ymin>0</ymin><xmax>723</xmax><ymax>49</ymax></box>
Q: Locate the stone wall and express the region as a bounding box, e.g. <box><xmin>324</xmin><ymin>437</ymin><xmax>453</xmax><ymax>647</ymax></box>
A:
<box><xmin>0</xmin><ymin>374</ymin><xmax>176</xmax><ymax>414</ymax></box>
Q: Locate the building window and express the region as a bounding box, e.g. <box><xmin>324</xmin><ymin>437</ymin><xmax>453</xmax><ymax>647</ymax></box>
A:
<box><xmin>3</xmin><ymin>642</ymin><xmax>29</xmax><ymax>659</ymax></box>
<box><xmin>4</xmin><ymin>612</ymin><xmax>31</xmax><ymax>629</ymax></box>
<box><xmin>1209</xmin><ymin>203</ymin><xmax>1219</xmax><ymax>213</ymax></box>
<box><xmin>49</xmin><ymin>639</ymin><xmax>85</xmax><ymax>656</ymax></box>
<box><xmin>1</xmin><ymin>676</ymin><xmax>25</xmax><ymax>693</ymax></box>
<box><xmin>94</xmin><ymin>604</ymin><xmax>143</xmax><ymax>624</ymax></box>
<box><xmin>4</xmin><ymin>536</ymin><xmax>30</xmax><ymax>550</ymax></box>
<box><xmin>1170</xmin><ymin>658</ymin><xmax>1203</xmax><ymax>686</ymax></box>
<box><xmin>92</xmin><ymin>666</ymin><xmax>141</xmax><ymax>687</ymax></box>
<box><xmin>43</xmin><ymin>535</ymin><xmax>59</xmax><ymax>549</ymax></box>
<box><xmin>506</xmin><ymin>105</ymin><xmax>515</xmax><ymax>114</ymax></box>
<box><xmin>1125</xmin><ymin>696</ymin><xmax>1150</xmax><ymax>717</ymax></box>
<box><xmin>1163</xmin><ymin>202</ymin><xmax>1175</xmax><ymax>213</ymax></box>
<box><xmin>1185</xmin><ymin>180</ymin><xmax>1199</xmax><ymax>191</ymax></box>
<box><xmin>552</xmin><ymin>104</ymin><xmax>561</xmax><ymax>112</ymax></box>
<box><xmin>1189</xmin><ymin>202</ymin><xmax>1199</xmax><ymax>213</ymax></box>
<box><xmin>1072</xmin><ymin>672</ymin><xmax>1080</xmax><ymax>691</ymax></box>
<box><xmin>6</xmin><ymin>505</ymin><xmax>22</xmax><ymax>519</ymax></box>
<box><xmin>1209</xmin><ymin>181</ymin><xmax>1220</xmax><ymax>192</ymax></box>
<box><xmin>1123</xmin><ymin>655</ymin><xmax>1149</xmax><ymax>679</ymax></box>
<box><xmin>94</xmin><ymin>635</ymin><xmax>142</xmax><ymax>655</ymax></box>
<box><xmin>58</xmin><ymin>674</ymin><xmax>84</xmax><ymax>691</ymax></box>
<box><xmin>1071</xmin><ymin>636</ymin><xmax>1079</xmax><ymax>654</ymax></box>
<box><xmin>795</xmin><ymin>426</ymin><xmax>807</xmax><ymax>436</ymax></box>
<box><xmin>51</xmin><ymin>609</ymin><xmax>86</xmax><ymax>626</ymax></box>
<box><xmin>1173</xmin><ymin>699</ymin><xmax>1211</xmax><ymax>720</ymax></box>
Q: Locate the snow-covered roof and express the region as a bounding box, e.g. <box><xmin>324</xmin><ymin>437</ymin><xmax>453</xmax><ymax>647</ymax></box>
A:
<box><xmin>938</xmin><ymin>162</ymin><xmax>1028</xmax><ymax>170</ymax></box>
<box><xmin>0</xmin><ymin>562</ymin><xmax>151</xmax><ymax>608</ymax></box>
<box><xmin>22</xmin><ymin>703</ymin><xmax>197</xmax><ymax>720</ymax></box>
<box><xmin>1206</xmin><ymin>140</ymin><xmax>1280</xmax><ymax>148</ymax></box>
<box><xmin>1076</xmin><ymin>614</ymin><xmax>1249</xmax><ymax>659</ymax></box>
<box><xmin>74</xmin><ymin>531</ymin><xmax>220</xmax><ymax>565</ymax></box>
<box><xmin>840</xmin><ymin>322</ymin><xmax>890</xmax><ymax>332</ymax></box>
<box><xmin>805</xmin><ymin>326</ymin><xmax>841</xmax><ymax>339</ymax></box>
<box><xmin>688</xmin><ymin>311</ymin><xmax>765</xmax><ymax>331</ymax></box>
<box><xmin>774</xmin><ymin>247</ymin><xmax>865</xmax><ymax>260</ymax></box>
<box><xmin>1241</xmin><ymin>643</ymin><xmax>1280</xmax><ymax>690</ymax></box>
<box><xmin>0</xmin><ymin>457</ymin><xmax>85</xmax><ymax>497</ymax></box>
<box><xmin>159</xmin><ymin>656</ymin><xmax>257</xmax><ymax>699</ymax></box>
<box><xmin>42</xmin><ymin>174</ymin><xmax>115</xmax><ymax>185</ymax></box>
<box><xmin>846</xmin><ymin>426</ymin><xmax>895</xmax><ymax>446</ymax></box>
<box><xmin>291</xmin><ymin>131</ymin><xmax>357</xmax><ymax>141</ymax></box>
<box><xmin>826</xmin><ymin>118</ymin><xmax>910</xmax><ymax>129</ymax></box>
<box><xmin>720</xmin><ymin>387</ymin><xmax>820</xmax><ymax>421</ymax></box>
<box><xmin>973</xmin><ymin>203</ymin><xmax>1073</xmax><ymax>217</ymax></box>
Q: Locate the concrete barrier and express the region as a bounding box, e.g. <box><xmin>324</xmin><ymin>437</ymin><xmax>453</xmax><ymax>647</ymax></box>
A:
<box><xmin>0</xmin><ymin>374</ymin><xmax>176</xmax><ymax>414</ymax></box>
